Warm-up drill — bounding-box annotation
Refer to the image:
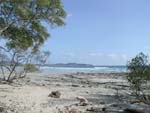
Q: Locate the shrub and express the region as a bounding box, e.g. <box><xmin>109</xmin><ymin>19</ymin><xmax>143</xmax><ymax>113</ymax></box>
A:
<box><xmin>127</xmin><ymin>52</ymin><xmax>150</xmax><ymax>104</ymax></box>
<box><xmin>24</xmin><ymin>64</ymin><xmax>39</xmax><ymax>72</ymax></box>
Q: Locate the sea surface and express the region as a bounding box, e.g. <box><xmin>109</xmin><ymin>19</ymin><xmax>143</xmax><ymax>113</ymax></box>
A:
<box><xmin>40</xmin><ymin>66</ymin><xmax>127</xmax><ymax>74</ymax></box>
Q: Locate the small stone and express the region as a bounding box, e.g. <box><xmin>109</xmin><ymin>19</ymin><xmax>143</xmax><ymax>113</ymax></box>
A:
<box><xmin>72</xmin><ymin>84</ymin><xmax>80</xmax><ymax>87</ymax></box>
<box><xmin>99</xmin><ymin>102</ymin><xmax>105</xmax><ymax>104</ymax></box>
<box><xmin>48</xmin><ymin>91</ymin><xmax>61</xmax><ymax>98</ymax></box>
<box><xmin>0</xmin><ymin>106</ymin><xmax>4</xmax><ymax>112</ymax></box>
<box><xmin>87</xmin><ymin>106</ymin><xmax>106</xmax><ymax>112</ymax></box>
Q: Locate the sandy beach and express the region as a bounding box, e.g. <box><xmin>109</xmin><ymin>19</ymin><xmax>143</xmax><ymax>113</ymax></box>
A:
<box><xmin>1</xmin><ymin>0</ymin><xmax>150</xmax><ymax>113</ymax></box>
<box><xmin>0</xmin><ymin>72</ymin><xmax>139</xmax><ymax>113</ymax></box>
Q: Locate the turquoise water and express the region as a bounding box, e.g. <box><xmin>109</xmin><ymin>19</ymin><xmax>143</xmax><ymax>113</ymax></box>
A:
<box><xmin>40</xmin><ymin>66</ymin><xmax>127</xmax><ymax>74</ymax></box>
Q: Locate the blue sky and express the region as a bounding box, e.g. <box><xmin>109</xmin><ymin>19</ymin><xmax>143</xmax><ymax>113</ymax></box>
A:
<box><xmin>43</xmin><ymin>0</ymin><xmax>150</xmax><ymax>65</ymax></box>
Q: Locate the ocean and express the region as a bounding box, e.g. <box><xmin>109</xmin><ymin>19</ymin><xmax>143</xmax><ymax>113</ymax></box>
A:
<box><xmin>40</xmin><ymin>66</ymin><xmax>127</xmax><ymax>74</ymax></box>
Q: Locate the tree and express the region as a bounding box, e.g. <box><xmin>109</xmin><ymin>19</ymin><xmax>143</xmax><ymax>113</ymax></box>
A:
<box><xmin>127</xmin><ymin>52</ymin><xmax>150</xmax><ymax>104</ymax></box>
<box><xmin>0</xmin><ymin>0</ymin><xmax>66</xmax><ymax>51</ymax></box>
<box><xmin>0</xmin><ymin>0</ymin><xmax>66</xmax><ymax>82</ymax></box>
<box><xmin>0</xmin><ymin>46</ymin><xmax>50</xmax><ymax>82</ymax></box>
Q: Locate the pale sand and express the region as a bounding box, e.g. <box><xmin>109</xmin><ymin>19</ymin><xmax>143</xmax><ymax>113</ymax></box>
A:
<box><xmin>0</xmin><ymin>72</ymin><xmax>130</xmax><ymax>113</ymax></box>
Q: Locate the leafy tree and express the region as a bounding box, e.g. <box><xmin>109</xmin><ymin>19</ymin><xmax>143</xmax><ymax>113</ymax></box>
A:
<box><xmin>127</xmin><ymin>52</ymin><xmax>150</xmax><ymax>104</ymax></box>
<box><xmin>0</xmin><ymin>0</ymin><xmax>66</xmax><ymax>51</ymax></box>
<box><xmin>0</xmin><ymin>0</ymin><xmax>66</xmax><ymax>82</ymax></box>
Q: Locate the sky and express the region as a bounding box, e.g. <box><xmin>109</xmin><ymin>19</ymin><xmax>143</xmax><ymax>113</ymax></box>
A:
<box><xmin>43</xmin><ymin>0</ymin><xmax>150</xmax><ymax>65</ymax></box>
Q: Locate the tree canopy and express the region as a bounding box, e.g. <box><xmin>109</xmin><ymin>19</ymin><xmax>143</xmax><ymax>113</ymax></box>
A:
<box><xmin>0</xmin><ymin>0</ymin><xmax>66</xmax><ymax>51</ymax></box>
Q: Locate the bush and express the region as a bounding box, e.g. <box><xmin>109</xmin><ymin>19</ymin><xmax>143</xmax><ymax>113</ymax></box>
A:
<box><xmin>24</xmin><ymin>64</ymin><xmax>39</xmax><ymax>72</ymax></box>
<box><xmin>127</xmin><ymin>52</ymin><xmax>150</xmax><ymax>104</ymax></box>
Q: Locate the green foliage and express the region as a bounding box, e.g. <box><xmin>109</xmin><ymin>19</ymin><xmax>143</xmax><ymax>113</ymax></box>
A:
<box><xmin>24</xmin><ymin>64</ymin><xmax>39</xmax><ymax>72</ymax></box>
<box><xmin>0</xmin><ymin>46</ymin><xmax>50</xmax><ymax>81</ymax></box>
<box><xmin>0</xmin><ymin>0</ymin><xmax>66</xmax><ymax>51</ymax></box>
<box><xmin>0</xmin><ymin>0</ymin><xmax>64</xmax><ymax>82</ymax></box>
<box><xmin>35</xmin><ymin>50</ymin><xmax>50</xmax><ymax>66</ymax></box>
<box><xmin>127</xmin><ymin>52</ymin><xmax>150</xmax><ymax>101</ymax></box>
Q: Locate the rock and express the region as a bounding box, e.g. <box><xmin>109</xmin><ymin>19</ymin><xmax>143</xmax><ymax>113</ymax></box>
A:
<box><xmin>87</xmin><ymin>106</ymin><xmax>106</xmax><ymax>112</ymax></box>
<box><xmin>56</xmin><ymin>84</ymin><xmax>61</xmax><ymax>86</ymax></box>
<box><xmin>0</xmin><ymin>106</ymin><xmax>4</xmax><ymax>112</ymax></box>
<box><xmin>99</xmin><ymin>102</ymin><xmax>105</xmax><ymax>104</ymax></box>
<box><xmin>27</xmin><ymin>80</ymin><xmax>30</xmax><ymax>82</ymax></box>
<box><xmin>109</xmin><ymin>103</ymin><xmax>119</xmax><ymax>107</ymax></box>
<box><xmin>68</xmin><ymin>108</ymin><xmax>84</xmax><ymax>113</ymax></box>
<box><xmin>0</xmin><ymin>81</ymin><xmax>8</xmax><ymax>84</ymax></box>
<box><xmin>48</xmin><ymin>91</ymin><xmax>61</xmax><ymax>98</ymax></box>
<box><xmin>72</xmin><ymin>84</ymin><xmax>80</xmax><ymax>87</ymax></box>
<box><xmin>42</xmin><ymin>84</ymin><xmax>45</xmax><ymax>86</ymax></box>
<box><xmin>124</xmin><ymin>104</ymin><xmax>150</xmax><ymax>113</ymax></box>
<box><xmin>58</xmin><ymin>108</ymin><xmax>85</xmax><ymax>113</ymax></box>
<box><xmin>144</xmin><ymin>108</ymin><xmax>150</xmax><ymax>113</ymax></box>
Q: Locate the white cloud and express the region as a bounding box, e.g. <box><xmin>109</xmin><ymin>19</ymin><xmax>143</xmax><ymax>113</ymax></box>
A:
<box><xmin>144</xmin><ymin>46</ymin><xmax>150</xmax><ymax>50</ymax></box>
<box><xmin>89</xmin><ymin>53</ymin><xmax>128</xmax><ymax>61</ymax></box>
<box><xmin>107</xmin><ymin>54</ymin><xmax>128</xmax><ymax>61</ymax></box>
<box><xmin>67</xmin><ymin>13</ymin><xmax>73</xmax><ymax>17</ymax></box>
<box><xmin>108</xmin><ymin>54</ymin><xmax>118</xmax><ymax>60</ymax></box>
<box><xmin>89</xmin><ymin>53</ymin><xmax>103</xmax><ymax>56</ymax></box>
<box><xmin>87</xmin><ymin>52</ymin><xmax>129</xmax><ymax>65</ymax></box>
<box><xmin>121</xmin><ymin>54</ymin><xmax>128</xmax><ymax>60</ymax></box>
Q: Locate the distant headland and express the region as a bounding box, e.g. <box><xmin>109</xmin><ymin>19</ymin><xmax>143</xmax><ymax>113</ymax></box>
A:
<box><xmin>45</xmin><ymin>63</ymin><xmax>95</xmax><ymax>68</ymax></box>
<box><xmin>44</xmin><ymin>63</ymin><xmax>126</xmax><ymax>68</ymax></box>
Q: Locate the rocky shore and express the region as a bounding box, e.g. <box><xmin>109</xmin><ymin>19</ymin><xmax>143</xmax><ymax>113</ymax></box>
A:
<box><xmin>0</xmin><ymin>72</ymin><xmax>149</xmax><ymax>113</ymax></box>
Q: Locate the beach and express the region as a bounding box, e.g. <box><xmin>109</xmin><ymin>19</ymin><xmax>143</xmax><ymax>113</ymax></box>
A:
<box><xmin>1</xmin><ymin>0</ymin><xmax>150</xmax><ymax>113</ymax></box>
<box><xmin>0</xmin><ymin>72</ymin><xmax>137</xmax><ymax>113</ymax></box>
